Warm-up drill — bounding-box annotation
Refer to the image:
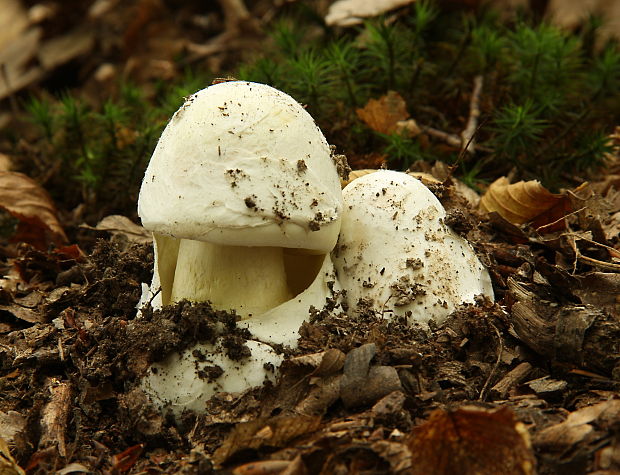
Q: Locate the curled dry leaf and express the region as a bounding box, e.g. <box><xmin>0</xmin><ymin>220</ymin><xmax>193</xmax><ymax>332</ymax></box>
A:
<box><xmin>356</xmin><ymin>91</ymin><xmax>409</xmax><ymax>135</ymax></box>
<box><xmin>0</xmin><ymin>172</ymin><xmax>67</xmax><ymax>249</ymax></box>
<box><xmin>480</xmin><ymin>177</ymin><xmax>571</xmax><ymax>229</ymax></box>
<box><xmin>407</xmin><ymin>406</ymin><xmax>536</xmax><ymax>475</ymax></box>
<box><xmin>325</xmin><ymin>0</ymin><xmax>415</xmax><ymax>26</ymax></box>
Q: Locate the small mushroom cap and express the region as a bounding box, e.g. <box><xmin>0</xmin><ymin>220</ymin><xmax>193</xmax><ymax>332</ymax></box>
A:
<box><xmin>332</xmin><ymin>170</ymin><xmax>493</xmax><ymax>325</ymax></box>
<box><xmin>138</xmin><ymin>81</ymin><xmax>343</xmax><ymax>252</ymax></box>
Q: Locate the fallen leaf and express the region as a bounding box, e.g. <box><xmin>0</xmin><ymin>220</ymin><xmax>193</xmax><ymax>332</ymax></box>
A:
<box><xmin>56</xmin><ymin>463</ymin><xmax>92</xmax><ymax>475</ymax></box>
<box><xmin>573</xmin><ymin>272</ymin><xmax>620</xmax><ymax>318</ymax></box>
<box><xmin>480</xmin><ymin>177</ymin><xmax>571</xmax><ymax>229</ymax></box>
<box><xmin>356</xmin><ymin>91</ymin><xmax>410</xmax><ymax>135</ymax></box>
<box><xmin>81</xmin><ymin>215</ymin><xmax>151</xmax><ymax>244</ymax></box>
<box><xmin>371</xmin><ymin>440</ymin><xmax>413</xmax><ymax>474</ymax></box>
<box><xmin>213</xmin><ymin>415</ymin><xmax>322</xmax><ymax>466</ymax></box>
<box><xmin>0</xmin><ymin>172</ymin><xmax>67</xmax><ymax>249</ymax></box>
<box><xmin>0</xmin><ymin>0</ymin><xmax>42</xmax><ymax>101</ymax></box>
<box><xmin>0</xmin><ymin>411</ymin><xmax>26</xmax><ymax>444</ymax></box>
<box><xmin>546</xmin><ymin>0</ymin><xmax>620</xmax><ymax>47</ymax></box>
<box><xmin>0</xmin><ymin>304</ymin><xmax>44</xmax><ymax>324</ymax></box>
<box><xmin>0</xmin><ymin>436</ymin><xmax>25</xmax><ymax>475</ymax></box>
<box><xmin>232</xmin><ymin>459</ymin><xmax>300</xmax><ymax>475</ymax></box>
<box><xmin>326</xmin><ymin>0</ymin><xmax>415</xmax><ymax>26</ymax></box>
<box><xmin>535</xmin><ymin>400</ymin><xmax>620</xmax><ymax>451</ymax></box>
<box><xmin>111</xmin><ymin>444</ymin><xmax>144</xmax><ymax>473</ymax></box>
<box><xmin>340</xmin><ymin>343</ymin><xmax>402</xmax><ymax>408</ymax></box>
<box><xmin>407</xmin><ymin>406</ymin><xmax>536</xmax><ymax>475</ymax></box>
<box><xmin>288</xmin><ymin>348</ymin><xmax>346</xmax><ymax>377</ymax></box>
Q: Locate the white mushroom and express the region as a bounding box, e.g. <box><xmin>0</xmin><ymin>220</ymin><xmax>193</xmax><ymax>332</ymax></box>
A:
<box><xmin>138</xmin><ymin>81</ymin><xmax>343</xmax><ymax>319</ymax></box>
<box><xmin>332</xmin><ymin>170</ymin><xmax>493</xmax><ymax>325</ymax></box>
<box><xmin>137</xmin><ymin>81</ymin><xmax>344</xmax><ymax>417</ymax></box>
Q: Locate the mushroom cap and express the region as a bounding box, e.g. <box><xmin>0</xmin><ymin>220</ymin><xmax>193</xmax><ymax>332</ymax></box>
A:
<box><xmin>138</xmin><ymin>81</ymin><xmax>343</xmax><ymax>252</ymax></box>
<box><xmin>332</xmin><ymin>170</ymin><xmax>493</xmax><ymax>325</ymax></box>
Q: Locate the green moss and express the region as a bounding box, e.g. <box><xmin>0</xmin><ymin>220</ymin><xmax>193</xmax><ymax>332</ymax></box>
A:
<box><xmin>17</xmin><ymin>73</ymin><xmax>211</xmax><ymax>220</ymax></box>
<box><xmin>237</xmin><ymin>1</ymin><xmax>620</xmax><ymax>189</ymax></box>
<box><xmin>13</xmin><ymin>2</ymin><xmax>620</xmax><ymax>222</ymax></box>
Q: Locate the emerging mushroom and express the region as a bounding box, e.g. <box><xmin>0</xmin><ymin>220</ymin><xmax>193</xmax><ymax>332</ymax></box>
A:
<box><xmin>138</xmin><ymin>81</ymin><xmax>343</xmax><ymax>321</ymax></box>
<box><xmin>137</xmin><ymin>81</ymin><xmax>344</xmax><ymax>416</ymax></box>
<box><xmin>332</xmin><ymin>170</ymin><xmax>493</xmax><ymax>324</ymax></box>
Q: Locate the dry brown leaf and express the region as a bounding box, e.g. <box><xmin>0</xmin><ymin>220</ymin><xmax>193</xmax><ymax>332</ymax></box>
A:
<box><xmin>0</xmin><ymin>436</ymin><xmax>25</xmax><ymax>475</ymax></box>
<box><xmin>0</xmin><ymin>172</ymin><xmax>67</xmax><ymax>249</ymax></box>
<box><xmin>288</xmin><ymin>349</ymin><xmax>346</xmax><ymax>377</ymax></box>
<box><xmin>325</xmin><ymin>0</ymin><xmax>415</xmax><ymax>26</ymax></box>
<box><xmin>0</xmin><ymin>411</ymin><xmax>26</xmax><ymax>445</ymax></box>
<box><xmin>407</xmin><ymin>406</ymin><xmax>536</xmax><ymax>475</ymax></box>
<box><xmin>546</xmin><ymin>0</ymin><xmax>620</xmax><ymax>47</ymax></box>
<box><xmin>81</xmin><ymin>215</ymin><xmax>151</xmax><ymax>244</ymax></box>
<box><xmin>480</xmin><ymin>177</ymin><xmax>571</xmax><ymax>229</ymax></box>
<box><xmin>356</xmin><ymin>91</ymin><xmax>409</xmax><ymax>135</ymax></box>
<box><xmin>535</xmin><ymin>400</ymin><xmax>620</xmax><ymax>451</ymax></box>
<box><xmin>213</xmin><ymin>415</ymin><xmax>321</xmax><ymax>466</ymax></box>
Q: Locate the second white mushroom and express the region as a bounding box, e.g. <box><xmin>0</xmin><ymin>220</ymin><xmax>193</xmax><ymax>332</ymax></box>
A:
<box><xmin>332</xmin><ymin>170</ymin><xmax>493</xmax><ymax>325</ymax></box>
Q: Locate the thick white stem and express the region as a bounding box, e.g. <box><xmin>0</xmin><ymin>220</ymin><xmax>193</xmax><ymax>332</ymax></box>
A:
<box><xmin>169</xmin><ymin>240</ymin><xmax>292</xmax><ymax>318</ymax></box>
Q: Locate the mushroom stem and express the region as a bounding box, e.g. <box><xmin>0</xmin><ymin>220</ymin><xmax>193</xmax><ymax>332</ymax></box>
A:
<box><xmin>169</xmin><ymin>240</ymin><xmax>292</xmax><ymax>318</ymax></box>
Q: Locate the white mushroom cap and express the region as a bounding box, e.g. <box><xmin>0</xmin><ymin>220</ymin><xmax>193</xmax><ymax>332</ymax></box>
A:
<box><xmin>332</xmin><ymin>170</ymin><xmax>493</xmax><ymax>325</ymax></box>
<box><xmin>138</xmin><ymin>81</ymin><xmax>343</xmax><ymax>252</ymax></box>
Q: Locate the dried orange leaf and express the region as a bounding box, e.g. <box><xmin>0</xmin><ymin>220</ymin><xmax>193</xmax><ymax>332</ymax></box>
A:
<box><xmin>356</xmin><ymin>91</ymin><xmax>409</xmax><ymax>135</ymax></box>
<box><xmin>407</xmin><ymin>406</ymin><xmax>536</xmax><ymax>475</ymax></box>
<box><xmin>0</xmin><ymin>171</ymin><xmax>67</xmax><ymax>249</ymax></box>
<box><xmin>480</xmin><ymin>177</ymin><xmax>570</xmax><ymax>228</ymax></box>
<box><xmin>111</xmin><ymin>443</ymin><xmax>144</xmax><ymax>472</ymax></box>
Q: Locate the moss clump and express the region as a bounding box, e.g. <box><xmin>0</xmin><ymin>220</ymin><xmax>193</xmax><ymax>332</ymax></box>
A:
<box><xmin>238</xmin><ymin>2</ymin><xmax>620</xmax><ymax>189</ymax></box>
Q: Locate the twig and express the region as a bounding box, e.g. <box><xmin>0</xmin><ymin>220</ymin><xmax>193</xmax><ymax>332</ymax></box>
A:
<box><xmin>490</xmin><ymin>362</ymin><xmax>532</xmax><ymax>399</ymax></box>
<box><xmin>479</xmin><ymin>324</ymin><xmax>503</xmax><ymax>402</ymax></box>
<box><xmin>461</xmin><ymin>75</ymin><xmax>484</xmax><ymax>155</ymax></box>
<box><xmin>420</xmin><ymin>125</ymin><xmax>493</xmax><ymax>153</ymax></box>
<box><xmin>39</xmin><ymin>379</ymin><xmax>73</xmax><ymax>458</ymax></box>
<box><xmin>534</xmin><ymin>207</ymin><xmax>587</xmax><ymax>233</ymax></box>
<box><xmin>187</xmin><ymin>0</ymin><xmax>260</xmax><ymax>59</ymax></box>
<box><xmin>219</xmin><ymin>0</ymin><xmax>253</xmax><ymax>31</ymax></box>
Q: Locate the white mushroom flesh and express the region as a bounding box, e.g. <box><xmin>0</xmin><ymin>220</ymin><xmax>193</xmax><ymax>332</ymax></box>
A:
<box><xmin>141</xmin><ymin>339</ymin><xmax>283</xmax><ymax>417</ymax></box>
<box><xmin>170</xmin><ymin>241</ymin><xmax>292</xmax><ymax>318</ymax></box>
